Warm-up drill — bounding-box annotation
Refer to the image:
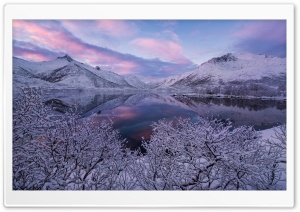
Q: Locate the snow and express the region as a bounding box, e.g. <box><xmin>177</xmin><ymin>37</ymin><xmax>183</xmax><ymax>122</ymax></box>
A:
<box><xmin>196</xmin><ymin>53</ymin><xmax>285</xmax><ymax>81</ymax></box>
<box><xmin>13</xmin><ymin>56</ymin><xmax>70</xmax><ymax>75</ymax></box>
<box><xmin>260</xmin><ymin>126</ymin><xmax>280</xmax><ymax>140</ymax></box>
<box><xmin>13</xmin><ymin>55</ymin><xmax>149</xmax><ymax>90</ymax></box>
<box><xmin>158</xmin><ymin>52</ymin><xmax>286</xmax><ymax>87</ymax></box>
<box><xmin>72</xmin><ymin>60</ymin><xmax>134</xmax><ymax>87</ymax></box>
<box><xmin>123</xmin><ymin>75</ymin><xmax>150</xmax><ymax>89</ymax></box>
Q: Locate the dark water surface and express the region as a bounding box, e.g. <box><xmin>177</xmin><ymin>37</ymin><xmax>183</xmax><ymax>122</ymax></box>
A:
<box><xmin>67</xmin><ymin>92</ymin><xmax>286</xmax><ymax>149</ymax></box>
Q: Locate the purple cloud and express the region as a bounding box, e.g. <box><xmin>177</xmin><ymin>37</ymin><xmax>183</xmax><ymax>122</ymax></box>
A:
<box><xmin>232</xmin><ymin>20</ymin><xmax>286</xmax><ymax>57</ymax></box>
<box><xmin>13</xmin><ymin>20</ymin><xmax>196</xmax><ymax>79</ymax></box>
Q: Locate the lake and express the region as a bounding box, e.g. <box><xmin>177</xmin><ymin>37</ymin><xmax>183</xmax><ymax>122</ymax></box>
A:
<box><xmin>52</xmin><ymin>92</ymin><xmax>285</xmax><ymax>150</ymax></box>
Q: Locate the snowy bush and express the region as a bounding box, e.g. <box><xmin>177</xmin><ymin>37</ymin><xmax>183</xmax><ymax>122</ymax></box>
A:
<box><xmin>131</xmin><ymin>118</ymin><xmax>286</xmax><ymax>190</ymax></box>
<box><xmin>13</xmin><ymin>88</ymin><xmax>131</xmax><ymax>190</ymax></box>
<box><xmin>263</xmin><ymin>124</ymin><xmax>286</xmax><ymax>189</ymax></box>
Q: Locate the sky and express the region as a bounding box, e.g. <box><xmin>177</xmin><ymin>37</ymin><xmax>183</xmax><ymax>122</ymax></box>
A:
<box><xmin>13</xmin><ymin>20</ymin><xmax>286</xmax><ymax>81</ymax></box>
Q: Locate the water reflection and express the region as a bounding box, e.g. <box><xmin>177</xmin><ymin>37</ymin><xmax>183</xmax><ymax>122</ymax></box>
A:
<box><xmin>88</xmin><ymin>103</ymin><xmax>203</xmax><ymax>149</ymax></box>
<box><xmin>45</xmin><ymin>91</ymin><xmax>286</xmax><ymax>149</ymax></box>
<box><xmin>174</xmin><ymin>96</ymin><xmax>286</xmax><ymax>111</ymax></box>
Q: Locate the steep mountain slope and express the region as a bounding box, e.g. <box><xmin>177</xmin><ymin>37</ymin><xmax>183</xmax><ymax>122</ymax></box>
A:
<box><xmin>158</xmin><ymin>52</ymin><xmax>286</xmax><ymax>88</ymax></box>
<box><xmin>123</xmin><ymin>75</ymin><xmax>150</xmax><ymax>89</ymax></box>
<box><xmin>13</xmin><ymin>55</ymin><xmax>148</xmax><ymax>89</ymax></box>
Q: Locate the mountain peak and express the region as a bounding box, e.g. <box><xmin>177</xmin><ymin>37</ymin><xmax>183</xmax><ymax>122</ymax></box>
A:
<box><xmin>13</xmin><ymin>56</ymin><xmax>24</xmax><ymax>61</ymax></box>
<box><xmin>206</xmin><ymin>53</ymin><xmax>237</xmax><ymax>65</ymax></box>
<box><xmin>57</xmin><ymin>54</ymin><xmax>73</xmax><ymax>62</ymax></box>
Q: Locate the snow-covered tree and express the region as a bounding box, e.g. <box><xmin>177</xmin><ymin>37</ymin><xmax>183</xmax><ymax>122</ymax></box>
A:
<box><xmin>131</xmin><ymin>118</ymin><xmax>286</xmax><ymax>190</ymax></box>
<box><xmin>13</xmin><ymin>88</ymin><xmax>132</xmax><ymax>190</ymax></box>
<box><xmin>263</xmin><ymin>124</ymin><xmax>286</xmax><ymax>189</ymax></box>
<box><xmin>13</xmin><ymin>87</ymin><xmax>55</xmax><ymax>189</ymax></box>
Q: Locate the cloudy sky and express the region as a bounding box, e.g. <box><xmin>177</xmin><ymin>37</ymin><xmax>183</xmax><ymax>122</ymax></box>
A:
<box><xmin>13</xmin><ymin>20</ymin><xmax>286</xmax><ymax>81</ymax></box>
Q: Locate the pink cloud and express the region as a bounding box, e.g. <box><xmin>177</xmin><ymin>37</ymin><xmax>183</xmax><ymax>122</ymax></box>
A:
<box><xmin>232</xmin><ymin>21</ymin><xmax>286</xmax><ymax>43</ymax></box>
<box><xmin>131</xmin><ymin>38</ymin><xmax>191</xmax><ymax>64</ymax></box>
<box><xmin>14</xmin><ymin>49</ymin><xmax>52</xmax><ymax>61</ymax></box>
<box><xmin>14</xmin><ymin>21</ymin><xmax>78</xmax><ymax>52</ymax></box>
<box><xmin>111</xmin><ymin>61</ymin><xmax>137</xmax><ymax>75</ymax></box>
<box><xmin>61</xmin><ymin>20</ymin><xmax>134</xmax><ymax>49</ymax></box>
<box><xmin>13</xmin><ymin>20</ymin><xmax>197</xmax><ymax>78</ymax></box>
<box><xmin>119</xmin><ymin>61</ymin><xmax>137</xmax><ymax>69</ymax></box>
<box><xmin>81</xmin><ymin>48</ymin><xmax>120</xmax><ymax>64</ymax></box>
<box><xmin>13</xmin><ymin>20</ymin><xmax>140</xmax><ymax>68</ymax></box>
<box><xmin>96</xmin><ymin>20</ymin><xmax>136</xmax><ymax>37</ymax></box>
<box><xmin>61</xmin><ymin>20</ymin><xmax>136</xmax><ymax>38</ymax></box>
<box><xmin>13</xmin><ymin>20</ymin><xmax>52</xmax><ymax>44</ymax></box>
<box><xmin>14</xmin><ymin>21</ymin><xmax>85</xmax><ymax>55</ymax></box>
<box><xmin>25</xmin><ymin>53</ymin><xmax>52</xmax><ymax>61</ymax></box>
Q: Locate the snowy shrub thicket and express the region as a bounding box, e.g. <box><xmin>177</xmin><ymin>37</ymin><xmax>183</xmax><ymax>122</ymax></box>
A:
<box><xmin>132</xmin><ymin>119</ymin><xmax>286</xmax><ymax>190</ymax></box>
<box><xmin>13</xmin><ymin>88</ymin><xmax>286</xmax><ymax>190</ymax></box>
<box><xmin>13</xmin><ymin>88</ymin><xmax>132</xmax><ymax>190</ymax></box>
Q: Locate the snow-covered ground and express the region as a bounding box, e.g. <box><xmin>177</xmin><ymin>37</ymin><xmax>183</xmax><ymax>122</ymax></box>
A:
<box><xmin>260</xmin><ymin>126</ymin><xmax>281</xmax><ymax>140</ymax></box>
<box><xmin>157</xmin><ymin>52</ymin><xmax>285</xmax><ymax>87</ymax></box>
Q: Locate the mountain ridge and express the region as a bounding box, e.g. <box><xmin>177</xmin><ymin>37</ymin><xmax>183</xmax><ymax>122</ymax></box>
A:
<box><xmin>13</xmin><ymin>52</ymin><xmax>286</xmax><ymax>97</ymax></box>
<box><xmin>13</xmin><ymin>55</ymin><xmax>148</xmax><ymax>90</ymax></box>
<box><xmin>157</xmin><ymin>52</ymin><xmax>286</xmax><ymax>88</ymax></box>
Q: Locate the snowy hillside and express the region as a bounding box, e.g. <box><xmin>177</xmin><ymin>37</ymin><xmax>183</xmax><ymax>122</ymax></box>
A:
<box><xmin>158</xmin><ymin>52</ymin><xmax>286</xmax><ymax>88</ymax></box>
<box><xmin>123</xmin><ymin>75</ymin><xmax>150</xmax><ymax>89</ymax></box>
<box><xmin>13</xmin><ymin>55</ymin><xmax>148</xmax><ymax>90</ymax></box>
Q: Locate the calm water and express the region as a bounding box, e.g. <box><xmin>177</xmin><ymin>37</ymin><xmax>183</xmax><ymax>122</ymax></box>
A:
<box><xmin>66</xmin><ymin>92</ymin><xmax>286</xmax><ymax>149</ymax></box>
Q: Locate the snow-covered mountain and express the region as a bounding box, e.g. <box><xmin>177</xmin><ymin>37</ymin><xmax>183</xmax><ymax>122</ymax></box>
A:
<box><xmin>13</xmin><ymin>55</ymin><xmax>148</xmax><ymax>90</ymax></box>
<box><xmin>157</xmin><ymin>52</ymin><xmax>286</xmax><ymax>88</ymax></box>
<box><xmin>123</xmin><ymin>75</ymin><xmax>150</xmax><ymax>89</ymax></box>
<box><xmin>13</xmin><ymin>52</ymin><xmax>286</xmax><ymax>97</ymax></box>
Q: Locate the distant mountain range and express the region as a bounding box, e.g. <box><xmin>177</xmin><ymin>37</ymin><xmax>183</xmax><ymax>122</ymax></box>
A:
<box><xmin>13</xmin><ymin>52</ymin><xmax>286</xmax><ymax>96</ymax></box>
<box><xmin>13</xmin><ymin>55</ymin><xmax>149</xmax><ymax>90</ymax></box>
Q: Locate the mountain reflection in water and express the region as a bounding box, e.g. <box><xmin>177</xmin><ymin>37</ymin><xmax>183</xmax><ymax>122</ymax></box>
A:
<box><xmin>44</xmin><ymin>91</ymin><xmax>286</xmax><ymax>149</ymax></box>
